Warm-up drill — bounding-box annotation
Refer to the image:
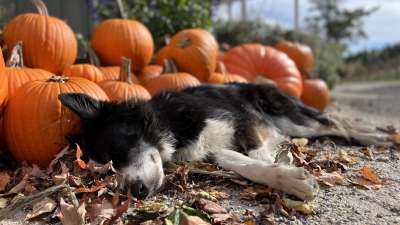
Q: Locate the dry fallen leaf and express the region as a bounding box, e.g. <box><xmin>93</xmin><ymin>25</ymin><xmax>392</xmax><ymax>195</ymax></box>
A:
<box><xmin>260</xmin><ymin>205</ymin><xmax>276</xmax><ymax>225</ymax></box>
<box><xmin>210</xmin><ymin>213</ymin><xmax>232</xmax><ymax>224</ymax></box>
<box><xmin>208</xmin><ymin>190</ymin><xmax>230</xmax><ymax>201</ymax></box>
<box><xmin>87</xmin><ymin>200</ymin><xmax>115</xmax><ymax>224</ymax></box>
<box><xmin>313</xmin><ymin>171</ymin><xmax>348</xmax><ymax>187</ymax></box>
<box><xmin>180</xmin><ymin>216</ymin><xmax>211</xmax><ymax>225</ymax></box>
<box><xmin>282</xmin><ymin>198</ymin><xmax>315</xmax><ymax>214</ymax></box>
<box><xmin>24</xmin><ymin>197</ymin><xmax>57</xmax><ymax>221</ymax></box>
<box><xmin>46</xmin><ymin>145</ymin><xmax>70</xmax><ymax>175</ymax></box>
<box><xmin>196</xmin><ymin>198</ymin><xmax>228</xmax><ymax>214</ymax></box>
<box><xmin>350</xmin><ymin>178</ymin><xmax>383</xmax><ymax>190</ymax></box>
<box><xmin>0</xmin><ymin>172</ymin><xmax>10</xmax><ymax>192</ymax></box>
<box><xmin>0</xmin><ymin>198</ymin><xmax>8</xmax><ymax>209</ymax></box>
<box><xmin>357</xmin><ymin>167</ymin><xmax>380</xmax><ymax>184</ymax></box>
<box><xmin>338</xmin><ymin>149</ymin><xmax>352</xmax><ymax>163</ymax></box>
<box><xmin>292</xmin><ymin>138</ymin><xmax>308</xmax><ymax>147</ymax></box>
<box><xmin>57</xmin><ymin>198</ymin><xmax>86</xmax><ymax>225</ymax></box>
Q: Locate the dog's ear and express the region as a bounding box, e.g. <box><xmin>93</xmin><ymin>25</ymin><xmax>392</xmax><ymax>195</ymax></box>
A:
<box><xmin>58</xmin><ymin>93</ymin><xmax>101</xmax><ymax>121</ymax></box>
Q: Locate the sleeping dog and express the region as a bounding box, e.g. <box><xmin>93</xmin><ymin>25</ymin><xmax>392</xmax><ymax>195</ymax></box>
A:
<box><xmin>58</xmin><ymin>81</ymin><xmax>392</xmax><ymax>201</ymax></box>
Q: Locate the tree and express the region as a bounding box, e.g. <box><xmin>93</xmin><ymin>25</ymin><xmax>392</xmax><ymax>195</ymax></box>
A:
<box><xmin>305</xmin><ymin>0</ymin><xmax>378</xmax><ymax>43</ymax></box>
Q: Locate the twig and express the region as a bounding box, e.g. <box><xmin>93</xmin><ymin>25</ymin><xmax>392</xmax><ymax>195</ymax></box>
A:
<box><xmin>164</xmin><ymin>162</ymin><xmax>244</xmax><ymax>179</ymax></box>
<box><xmin>0</xmin><ymin>184</ymin><xmax>68</xmax><ymax>220</ymax></box>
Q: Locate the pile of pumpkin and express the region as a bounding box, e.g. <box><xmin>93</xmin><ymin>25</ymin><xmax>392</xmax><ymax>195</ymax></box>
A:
<box><xmin>0</xmin><ymin>0</ymin><xmax>329</xmax><ymax>167</ymax></box>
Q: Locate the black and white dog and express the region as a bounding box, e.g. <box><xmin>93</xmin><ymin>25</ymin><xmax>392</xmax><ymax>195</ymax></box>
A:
<box><xmin>58</xmin><ymin>81</ymin><xmax>392</xmax><ymax>201</ymax></box>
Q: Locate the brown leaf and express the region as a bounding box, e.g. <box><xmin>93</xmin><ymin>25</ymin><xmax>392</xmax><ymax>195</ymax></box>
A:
<box><xmin>260</xmin><ymin>205</ymin><xmax>276</xmax><ymax>225</ymax></box>
<box><xmin>53</xmin><ymin>172</ymin><xmax>69</xmax><ymax>186</ymax></box>
<box><xmin>180</xmin><ymin>216</ymin><xmax>211</xmax><ymax>225</ymax></box>
<box><xmin>196</xmin><ymin>198</ymin><xmax>227</xmax><ymax>214</ymax></box>
<box><xmin>230</xmin><ymin>179</ymin><xmax>248</xmax><ymax>186</ymax></box>
<box><xmin>275</xmin><ymin>197</ymin><xmax>296</xmax><ymax>218</ymax></box>
<box><xmin>24</xmin><ymin>197</ymin><xmax>57</xmax><ymax>221</ymax></box>
<box><xmin>87</xmin><ymin>200</ymin><xmax>115</xmax><ymax>224</ymax></box>
<box><xmin>75</xmin><ymin>145</ymin><xmax>87</xmax><ymax>170</ymax></box>
<box><xmin>9</xmin><ymin>174</ymin><xmax>29</xmax><ymax>194</ymax></box>
<box><xmin>46</xmin><ymin>145</ymin><xmax>69</xmax><ymax>174</ymax></box>
<box><xmin>175</xmin><ymin>165</ymin><xmax>190</xmax><ymax>182</ymax></box>
<box><xmin>313</xmin><ymin>171</ymin><xmax>348</xmax><ymax>187</ymax></box>
<box><xmin>74</xmin><ymin>183</ymin><xmax>106</xmax><ymax>194</ymax></box>
<box><xmin>57</xmin><ymin>198</ymin><xmax>86</xmax><ymax>225</ymax></box>
<box><xmin>0</xmin><ymin>197</ymin><xmax>8</xmax><ymax>209</ymax></box>
<box><xmin>210</xmin><ymin>213</ymin><xmax>232</xmax><ymax>224</ymax></box>
<box><xmin>357</xmin><ymin>167</ymin><xmax>380</xmax><ymax>184</ymax></box>
<box><xmin>0</xmin><ymin>172</ymin><xmax>10</xmax><ymax>192</ymax></box>
<box><xmin>94</xmin><ymin>160</ymin><xmax>114</xmax><ymax>174</ymax></box>
<box><xmin>208</xmin><ymin>190</ymin><xmax>230</xmax><ymax>200</ymax></box>
<box><xmin>29</xmin><ymin>164</ymin><xmax>49</xmax><ymax>180</ymax></box>
<box><xmin>194</xmin><ymin>161</ymin><xmax>220</xmax><ymax>172</ymax></box>
<box><xmin>350</xmin><ymin>178</ymin><xmax>383</xmax><ymax>190</ymax></box>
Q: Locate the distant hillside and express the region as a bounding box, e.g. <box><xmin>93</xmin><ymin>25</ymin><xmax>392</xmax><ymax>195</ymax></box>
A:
<box><xmin>344</xmin><ymin>43</ymin><xmax>400</xmax><ymax>81</ymax></box>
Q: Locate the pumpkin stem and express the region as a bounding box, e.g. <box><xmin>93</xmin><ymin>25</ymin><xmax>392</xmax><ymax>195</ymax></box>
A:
<box><xmin>30</xmin><ymin>0</ymin><xmax>49</xmax><ymax>16</ymax></box>
<box><xmin>119</xmin><ymin>57</ymin><xmax>133</xmax><ymax>84</ymax></box>
<box><xmin>86</xmin><ymin>47</ymin><xmax>101</xmax><ymax>67</ymax></box>
<box><xmin>116</xmin><ymin>0</ymin><xmax>128</xmax><ymax>19</ymax></box>
<box><xmin>162</xmin><ymin>58</ymin><xmax>178</xmax><ymax>74</ymax></box>
<box><xmin>176</xmin><ymin>34</ymin><xmax>191</xmax><ymax>49</ymax></box>
<box><xmin>6</xmin><ymin>41</ymin><xmax>24</xmax><ymax>68</ymax></box>
<box><xmin>217</xmin><ymin>61</ymin><xmax>227</xmax><ymax>75</ymax></box>
<box><xmin>46</xmin><ymin>75</ymin><xmax>70</xmax><ymax>83</ymax></box>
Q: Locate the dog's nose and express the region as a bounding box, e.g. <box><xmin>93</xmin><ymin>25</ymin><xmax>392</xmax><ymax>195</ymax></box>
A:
<box><xmin>131</xmin><ymin>180</ymin><xmax>149</xmax><ymax>199</ymax></box>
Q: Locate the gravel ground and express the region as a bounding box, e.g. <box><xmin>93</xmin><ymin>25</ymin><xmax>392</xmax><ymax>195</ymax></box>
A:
<box><xmin>1</xmin><ymin>80</ymin><xmax>400</xmax><ymax>225</ymax></box>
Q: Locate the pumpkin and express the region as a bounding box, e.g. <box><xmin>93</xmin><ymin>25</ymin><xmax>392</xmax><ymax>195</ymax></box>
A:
<box><xmin>166</xmin><ymin>28</ymin><xmax>219</xmax><ymax>82</ymax></box>
<box><xmin>0</xmin><ymin>46</ymin><xmax>7</xmax><ymax>116</ymax></box>
<box><xmin>275</xmin><ymin>40</ymin><xmax>314</xmax><ymax>79</ymax></box>
<box><xmin>91</xmin><ymin>18</ymin><xmax>154</xmax><ymax>72</ymax></box>
<box><xmin>154</xmin><ymin>46</ymin><xmax>168</xmax><ymax>67</ymax></box>
<box><xmin>64</xmin><ymin>64</ymin><xmax>104</xmax><ymax>83</ymax></box>
<box><xmin>4</xmin><ymin>41</ymin><xmax>54</xmax><ymax>104</ymax></box>
<box><xmin>3</xmin><ymin>75</ymin><xmax>108</xmax><ymax>167</ymax></box>
<box><xmin>2</xmin><ymin>0</ymin><xmax>77</xmax><ymax>75</ymax></box>
<box><xmin>145</xmin><ymin>59</ymin><xmax>201</xmax><ymax>97</ymax></box>
<box><xmin>97</xmin><ymin>57</ymin><xmax>151</xmax><ymax>102</ymax></box>
<box><xmin>208</xmin><ymin>61</ymin><xmax>248</xmax><ymax>84</ymax></box>
<box><xmin>218</xmin><ymin>43</ymin><xmax>303</xmax><ymax>97</ymax></box>
<box><xmin>136</xmin><ymin>64</ymin><xmax>163</xmax><ymax>86</ymax></box>
<box><xmin>300</xmin><ymin>78</ymin><xmax>330</xmax><ymax>112</ymax></box>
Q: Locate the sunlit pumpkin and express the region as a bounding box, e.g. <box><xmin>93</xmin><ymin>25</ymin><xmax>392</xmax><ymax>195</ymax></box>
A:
<box><xmin>3</xmin><ymin>75</ymin><xmax>108</xmax><ymax>167</ymax></box>
<box><xmin>2</xmin><ymin>0</ymin><xmax>77</xmax><ymax>74</ymax></box>
<box><xmin>166</xmin><ymin>28</ymin><xmax>219</xmax><ymax>82</ymax></box>
<box><xmin>154</xmin><ymin>46</ymin><xmax>168</xmax><ymax>67</ymax></box>
<box><xmin>63</xmin><ymin>64</ymin><xmax>104</xmax><ymax>83</ymax></box>
<box><xmin>275</xmin><ymin>40</ymin><xmax>314</xmax><ymax>79</ymax></box>
<box><xmin>0</xmin><ymin>45</ymin><xmax>7</xmax><ymax>116</ymax></box>
<box><xmin>209</xmin><ymin>61</ymin><xmax>248</xmax><ymax>84</ymax></box>
<box><xmin>300</xmin><ymin>78</ymin><xmax>330</xmax><ymax>111</ymax></box>
<box><xmin>145</xmin><ymin>59</ymin><xmax>201</xmax><ymax>97</ymax></box>
<box><xmin>219</xmin><ymin>43</ymin><xmax>303</xmax><ymax>97</ymax></box>
<box><xmin>97</xmin><ymin>57</ymin><xmax>151</xmax><ymax>102</ymax></box>
<box><xmin>136</xmin><ymin>64</ymin><xmax>163</xmax><ymax>86</ymax></box>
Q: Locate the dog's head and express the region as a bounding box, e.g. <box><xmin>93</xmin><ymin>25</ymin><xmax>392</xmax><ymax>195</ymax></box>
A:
<box><xmin>58</xmin><ymin>93</ymin><xmax>166</xmax><ymax>199</ymax></box>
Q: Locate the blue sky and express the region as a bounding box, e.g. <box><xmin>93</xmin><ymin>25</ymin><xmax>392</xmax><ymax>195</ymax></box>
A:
<box><xmin>213</xmin><ymin>0</ymin><xmax>400</xmax><ymax>54</ymax></box>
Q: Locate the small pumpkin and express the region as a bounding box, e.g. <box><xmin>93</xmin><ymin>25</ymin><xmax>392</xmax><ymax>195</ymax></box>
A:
<box><xmin>275</xmin><ymin>40</ymin><xmax>314</xmax><ymax>79</ymax></box>
<box><xmin>145</xmin><ymin>59</ymin><xmax>201</xmax><ymax>97</ymax></box>
<box><xmin>154</xmin><ymin>46</ymin><xmax>168</xmax><ymax>67</ymax></box>
<box><xmin>209</xmin><ymin>61</ymin><xmax>248</xmax><ymax>84</ymax></box>
<box><xmin>2</xmin><ymin>0</ymin><xmax>77</xmax><ymax>74</ymax></box>
<box><xmin>97</xmin><ymin>57</ymin><xmax>151</xmax><ymax>102</ymax></box>
<box><xmin>166</xmin><ymin>28</ymin><xmax>219</xmax><ymax>82</ymax></box>
<box><xmin>300</xmin><ymin>78</ymin><xmax>330</xmax><ymax>111</ymax></box>
<box><xmin>91</xmin><ymin>18</ymin><xmax>154</xmax><ymax>72</ymax></box>
<box><xmin>64</xmin><ymin>64</ymin><xmax>104</xmax><ymax>83</ymax></box>
<box><xmin>219</xmin><ymin>43</ymin><xmax>303</xmax><ymax>97</ymax></box>
<box><xmin>3</xmin><ymin>75</ymin><xmax>108</xmax><ymax>167</ymax></box>
<box><xmin>136</xmin><ymin>64</ymin><xmax>163</xmax><ymax>86</ymax></box>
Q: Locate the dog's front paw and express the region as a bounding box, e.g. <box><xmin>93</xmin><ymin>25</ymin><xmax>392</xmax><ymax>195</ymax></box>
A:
<box><xmin>272</xmin><ymin>164</ymin><xmax>318</xmax><ymax>201</ymax></box>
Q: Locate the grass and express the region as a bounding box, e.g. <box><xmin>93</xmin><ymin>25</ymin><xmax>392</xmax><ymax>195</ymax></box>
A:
<box><xmin>343</xmin><ymin>65</ymin><xmax>400</xmax><ymax>82</ymax></box>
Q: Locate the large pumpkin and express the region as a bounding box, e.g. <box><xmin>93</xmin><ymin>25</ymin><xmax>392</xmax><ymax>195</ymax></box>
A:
<box><xmin>3</xmin><ymin>76</ymin><xmax>108</xmax><ymax>167</ymax></box>
<box><xmin>166</xmin><ymin>28</ymin><xmax>219</xmax><ymax>82</ymax></box>
<box><xmin>208</xmin><ymin>61</ymin><xmax>248</xmax><ymax>84</ymax></box>
<box><xmin>300</xmin><ymin>78</ymin><xmax>330</xmax><ymax>112</ymax></box>
<box><xmin>97</xmin><ymin>57</ymin><xmax>151</xmax><ymax>102</ymax></box>
<box><xmin>145</xmin><ymin>59</ymin><xmax>201</xmax><ymax>97</ymax></box>
<box><xmin>275</xmin><ymin>40</ymin><xmax>314</xmax><ymax>79</ymax></box>
<box><xmin>218</xmin><ymin>43</ymin><xmax>303</xmax><ymax>97</ymax></box>
<box><xmin>2</xmin><ymin>0</ymin><xmax>77</xmax><ymax>75</ymax></box>
<box><xmin>136</xmin><ymin>64</ymin><xmax>163</xmax><ymax>86</ymax></box>
<box><xmin>0</xmin><ymin>46</ymin><xmax>7</xmax><ymax>116</ymax></box>
<box><xmin>154</xmin><ymin>46</ymin><xmax>168</xmax><ymax>67</ymax></box>
<box><xmin>91</xmin><ymin>18</ymin><xmax>154</xmax><ymax>72</ymax></box>
<box><xmin>64</xmin><ymin>64</ymin><xmax>104</xmax><ymax>83</ymax></box>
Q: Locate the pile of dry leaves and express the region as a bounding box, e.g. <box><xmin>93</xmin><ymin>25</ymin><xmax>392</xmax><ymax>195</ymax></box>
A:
<box><xmin>0</xmin><ymin>131</ymin><xmax>399</xmax><ymax>225</ymax></box>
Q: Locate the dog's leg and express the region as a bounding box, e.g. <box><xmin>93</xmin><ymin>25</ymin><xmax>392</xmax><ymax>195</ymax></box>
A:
<box><xmin>214</xmin><ymin>150</ymin><xmax>317</xmax><ymax>201</ymax></box>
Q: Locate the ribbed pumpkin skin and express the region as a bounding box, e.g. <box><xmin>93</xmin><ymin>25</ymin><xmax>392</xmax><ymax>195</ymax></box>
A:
<box><xmin>208</xmin><ymin>72</ymin><xmax>248</xmax><ymax>84</ymax></box>
<box><xmin>99</xmin><ymin>66</ymin><xmax>140</xmax><ymax>83</ymax></box>
<box><xmin>91</xmin><ymin>19</ymin><xmax>154</xmax><ymax>72</ymax></box>
<box><xmin>300</xmin><ymin>78</ymin><xmax>330</xmax><ymax>112</ymax></box>
<box><xmin>2</xmin><ymin>15</ymin><xmax>77</xmax><ymax>75</ymax></box>
<box><xmin>145</xmin><ymin>73</ymin><xmax>201</xmax><ymax>97</ymax></box>
<box><xmin>64</xmin><ymin>64</ymin><xmax>104</xmax><ymax>83</ymax></box>
<box><xmin>275</xmin><ymin>41</ymin><xmax>314</xmax><ymax>79</ymax></box>
<box><xmin>98</xmin><ymin>81</ymin><xmax>151</xmax><ymax>102</ymax></box>
<box><xmin>219</xmin><ymin>43</ymin><xmax>303</xmax><ymax>97</ymax></box>
<box><xmin>166</xmin><ymin>28</ymin><xmax>219</xmax><ymax>82</ymax></box>
<box><xmin>137</xmin><ymin>65</ymin><xmax>163</xmax><ymax>86</ymax></box>
<box><xmin>0</xmin><ymin>50</ymin><xmax>7</xmax><ymax>116</ymax></box>
<box><xmin>154</xmin><ymin>46</ymin><xmax>168</xmax><ymax>67</ymax></box>
<box><xmin>3</xmin><ymin>76</ymin><xmax>108</xmax><ymax>167</ymax></box>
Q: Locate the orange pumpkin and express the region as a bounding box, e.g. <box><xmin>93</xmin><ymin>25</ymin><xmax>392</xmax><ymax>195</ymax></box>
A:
<box><xmin>154</xmin><ymin>46</ymin><xmax>168</xmax><ymax>67</ymax></box>
<box><xmin>4</xmin><ymin>42</ymin><xmax>54</xmax><ymax>104</ymax></box>
<box><xmin>2</xmin><ymin>0</ymin><xmax>77</xmax><ymax>75</ymax></box>
<box><xmin>0</xmin><ymin>46</ymin><xmax>7</xmax><ymax>116</ymax></box>
<box><xmin>91</xmin><ymin>18</ymin><xmax>154</xmax><ymax>72</ymax></box>
<box><xmin>208</xmin><ymin>61</ymin><xmax>248</xmax><ymax>84</ymax></box>
<box><xmin>166</xmin><ymin>28</ymin><xmax>219</xmax><ymax>82</ymax></box>
<box><xmin>3</xmin><ymin>75</ymin><xmax>108</xmax><ymax>167</ymax></box>
<box><xmin>97</xmin><ymin>57</ymin><xmax>151</xmax><ymax>102</ymax></box>
<box><xmin>275</xmin><ymin>40</ymin><xmax>314</xmax><ymax>79</ymax></box>
<box><xmin>136</xmin><ymin>64</ymin><xmax>163</xmax><ymax>86</ymax></box>
<box><xmin>218</xmin><ymin>43</ymin><xmax>303</xmax><ymax>97</ymax></box>
<box><xmin>300</xmin><ymin>78</ymin><xmax>330</xmax><ymax>111</ymax></box>
<box><xmin>64</xmin><ymin>64</ymin><xmax>104</xmax><ymax>83</ymax></box>
<box><xmin>145</xmin><ymin>59</ymin><xmax>201</xmax><ymax>97</ymax></box>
